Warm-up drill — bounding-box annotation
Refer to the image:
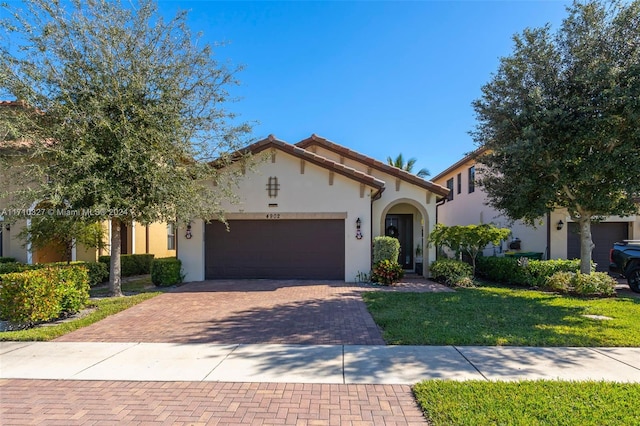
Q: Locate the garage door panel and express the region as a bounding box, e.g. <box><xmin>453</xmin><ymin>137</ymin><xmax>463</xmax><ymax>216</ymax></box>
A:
<box><xmin>567</xmin><ymin>222</ymin><xmax>628</xmax><ymax>271</ymax></box>
<box><xmin>205</xmin><ymin>220</ymin><xmax>345</xmax><ymax>279</ymax></box>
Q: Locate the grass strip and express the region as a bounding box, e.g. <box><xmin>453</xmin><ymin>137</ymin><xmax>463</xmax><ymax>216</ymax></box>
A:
<box><xmin>364</xmin><ymin>286</ymin><xmax>640</xmax><ymax>346</ymax></box>
<box><xmin>413</xmin><ymin>380</ymin><xmax>640</xmax><ymax>426</ymax></box>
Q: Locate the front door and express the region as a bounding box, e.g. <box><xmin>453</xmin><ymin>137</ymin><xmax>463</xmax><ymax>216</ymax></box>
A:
<box><xmin>385</xmin><ymin>214</ymin><xmax>413</xmax><ymax>269</ymax></box>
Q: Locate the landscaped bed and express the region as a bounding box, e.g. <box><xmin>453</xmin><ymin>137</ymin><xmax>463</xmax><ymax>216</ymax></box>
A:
<box><xmin>363</xmin><ymin>285</ymin><xmax>640</xmax><ymax>346</ymax></box>
<box><xmin>0</xmin><ymin>278</ymin><xmax>162</xmax><ymax>341</ymax></box>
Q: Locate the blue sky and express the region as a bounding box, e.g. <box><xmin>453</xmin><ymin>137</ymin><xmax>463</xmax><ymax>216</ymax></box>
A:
<box><xmin>130</xmin><ymin>2</ymin><xmax>576</xmax><ymax>176</ymax></box>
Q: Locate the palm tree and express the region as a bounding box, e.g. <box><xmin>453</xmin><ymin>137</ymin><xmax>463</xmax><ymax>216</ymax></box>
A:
<box><xmin>386</xmin><ymin>153</ymin><xmax>430</xmax><ymax>178</ymax></box>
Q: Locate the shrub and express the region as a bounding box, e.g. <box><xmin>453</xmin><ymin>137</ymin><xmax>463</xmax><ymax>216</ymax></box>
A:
<box><xmin>0</xmin><ymin>266</ymin><xmax>88</xmax><ymax>324</ymax></box>
<box><xmin>151</xmin><ymin>257</ymin><xmax>183</xmax><ymax>287</ymax></box>
<box><xmin>99</xmin><ymin>254</ymin><xmax>155</xmax><ymax>276</ymax></box>
<box><xmin>0</xmin><ymin>262</ymin><xmax>38</xmax><ymax>276</ymax></box>
<box><xmin>543</xmin><ymin>271</ymin><xmax>616</xmax><ymax>296</ymax></box>
<box><xmin>476</xmin><ymin>257</ymin><xmax>591</xmax><ymax>288</ymax></box>
<box><xmin>371</xmin><ymin>260</ymin><xmax>404</xmax><ymax>285</ymax></box>
<box><xmin>0</xmin><ymin>269</ymin><xmax>61</xmax><ymax>324</ymax></box>
<box><xmin>373</xmin><ymin>236</ymin><xmax>400</xmax><ymax>264</ymax></box>
<box><xmin>544</xmin><ymin>271</ymin><xmax>574</xmax><ymax>292</ymax></box>
<box><xmin>45</xmin><ymin>261</ymin><xmax>110</xmax><ymax>287</ymax></box>
<box><xmin>57</xmin><ymin>266</ymin><xmax>90</xmax><ymax>314</ymax></box>
<box><xmin>430</xmin><ymin>259</ymin><xmax>474</xmax><ymax>287</ymax></box>
<box><xmin>475</xmin><ymin>256</ymin><xmax>533</xmax><ymax>286</ymax></box>
<box><xmin>528</xmin><ymin>259</ymin><xmax>590</xmax><ymax>285</ymax></box>
<box><xmin>81</xmin><ymin>262</ymin><xmax>109</xmax><ymax>286</ymax></box>
<box><xmin>0</xmin><ymin>257</ymin><xmax>16</xmax><ymax>263</ymax></box>
<box><xmin>572</xmin><ymin>272</ymin><xmax>616</xmax><ymax>296</ymax></box>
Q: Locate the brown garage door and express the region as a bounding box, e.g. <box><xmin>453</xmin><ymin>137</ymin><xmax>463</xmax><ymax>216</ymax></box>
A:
<box><xmin>567</xmin><ymin>222</ymin><xmax>629</xmax><ymax>271</ymax></box>
<box><xmin>205</xmin><ymin>219</ymin><xmax>345</xmax><ymax>279</ymax></box>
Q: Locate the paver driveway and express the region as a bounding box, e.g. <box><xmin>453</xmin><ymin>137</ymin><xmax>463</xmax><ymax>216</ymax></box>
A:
<box><xmin>57</xmin><ymin>278</ymin><xmax>450</xmax><ymax>344</ymax></box>
<box><xmin>56</xmin><ymin>279</ymin><xmax>434</xmax><ymax>344</ymax></box>
<box><xmin>6</xmin><ymin>278</ymin><xmax>448</xmax><ymax>425</ymax></box>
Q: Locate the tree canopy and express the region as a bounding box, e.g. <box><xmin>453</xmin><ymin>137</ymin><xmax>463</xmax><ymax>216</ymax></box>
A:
<box><xmin>386</xmin><ymin>153</ymin><xmax>430</xmax><ymax>178</ymax></box>
<box><xmin>1</xmin><ymin>0</ymin><xmax>253</xmax><ymax>295</ymax></box>
<box><xmin>471</xmin><ymin>0</ymin><xmax>640</xmax><ymax>273</ymax></box>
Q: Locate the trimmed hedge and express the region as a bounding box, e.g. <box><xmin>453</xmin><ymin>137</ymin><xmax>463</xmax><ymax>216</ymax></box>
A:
<box><xmin>430</xmin><ymin>259</ymin><xmax>474</xmax><ymax>287</ymax></box>
<box><xmin>151</xmin><ymin>257</ymin><xmax>182</xmax><ymax>287</ymax></box>
<box><xmin>0</xmin><ymin>261</ymin><xmax>107</xmax><ymax>287</ymax></box>
<box><xmin>476</xmin><ymin>257</ymin><xmax>589</xmax><ymax>287</ymax></box>
<box><xmin>99</xmin><ymin>254</ymin><xmax>154</xmax><ymax>277</ymax></box>
<box><xmin>0</xmin><ymin>262</ymin><xmax>38</xmax><ymax>275</ymax></box>
<box><xmin>475</xmin><ymin>256</ymin><xmax>532</xmax><ymax>285</ymax></box>
<box><xmin>373</xmin><ymin>236</ymin><xmax>400</xmax><ymax>264</ymax></box>
<box><xmin>0</xmin><ymin>257</ymin><xmax>16</xmax><ymax>263</ymax></box>
<box><xmin>81</xmin><ymin>262</ymin><xmax>109</xmax><ymax>286</ymax></box>
<box><xmin>0</xmin><ymin>266</ymin><xmax>89</xmax><ymax>325</ymax></box>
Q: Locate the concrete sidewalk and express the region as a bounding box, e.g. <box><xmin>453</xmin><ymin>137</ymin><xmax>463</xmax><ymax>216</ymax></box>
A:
<box><xmin>2</xmin><ymin>342</ymin><xmax>639</xmax><ymax>384</ymax></box>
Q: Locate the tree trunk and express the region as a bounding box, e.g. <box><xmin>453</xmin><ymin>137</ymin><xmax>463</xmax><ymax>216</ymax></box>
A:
<box><xmin>578</xmin><ymin>217</ymin><xmax>594</xmax><ymax>274</ymax></box>
<box><xmin>109</xmin><ymin>217</ymin><xmax>123</xmax><ymax>297</ymax></box>
<box><xmin>65</xmin><ymin>239</ymin><xmax>73</xmax><ymax>265</ymax></box>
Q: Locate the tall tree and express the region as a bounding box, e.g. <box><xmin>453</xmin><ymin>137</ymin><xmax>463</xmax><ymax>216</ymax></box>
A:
<box><xmin>471</xmin><ymin>0</ymin><xmax>640</xmax><ymax>274</ymax></box>
<box><xmin>0</xmin><ymin>0</ymin><xmax>253</xmax><ymax>295</ymax></box>
<box><xmin>386</xmin><ymin>153</ymin><xmax>430</xmax><ymax>178</ymax></box>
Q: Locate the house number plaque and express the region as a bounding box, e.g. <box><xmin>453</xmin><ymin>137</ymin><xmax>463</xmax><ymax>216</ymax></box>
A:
<box><xmin>266</xmin><ymin>214</ymin><xmax>281</xmax><ymax>219</ymax></box>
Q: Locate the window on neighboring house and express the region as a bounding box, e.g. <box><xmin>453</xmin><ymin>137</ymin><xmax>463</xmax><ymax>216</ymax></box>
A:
<box><xmin>167</xmin><ymin>223</ymin><xmax>176</xmax><ymax>250</ymax></box>
<box><xmin>456</xmin><ymin>173</ymin><xmax>462</xmax><ymax>194</ymax></box>
<box><xmin>446</xmin><ymin>178</ymin><xmax>454</xmax><ymax>201</ymax></box>
<box><xmin>468</xmin><ymin>166</ymin><xmax>476</xmax><ymax>193</ymax></box>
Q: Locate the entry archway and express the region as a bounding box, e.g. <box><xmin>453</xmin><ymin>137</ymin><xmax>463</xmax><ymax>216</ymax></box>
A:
<box><xmin>378</xmin><ymin>198</ymin><xmax>431</xmax><ymax>275</ymax></box>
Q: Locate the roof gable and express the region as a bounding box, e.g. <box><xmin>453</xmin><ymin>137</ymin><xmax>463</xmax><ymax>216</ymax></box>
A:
<box><xmin>296</xmin><ymin>134</ymin><xmax>449</xmax><ymax>197</ymax></box>
<box><xmin>237</xmin><ymin>135</ymin><xmax>386</xmax><ymax>192</ymax></box>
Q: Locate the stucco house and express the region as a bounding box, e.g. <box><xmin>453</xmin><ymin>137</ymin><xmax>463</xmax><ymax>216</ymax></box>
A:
<box><xmin>0</xmin><ymin>217</ymin><xmax>176</xmax><ymax>264</ymax></box>
<box><xmin>432</xmin><ymin>149</ymin><xmax>640</xmax><ymax>271</ymax></box>
<box><xmin>177</xmin><ymin>134</ymin><xmax>450</xmax><ymax>282</ymax></box>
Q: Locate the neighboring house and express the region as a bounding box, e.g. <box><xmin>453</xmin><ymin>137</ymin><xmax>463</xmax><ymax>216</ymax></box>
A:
<box><xmin>0</xmin><ymin>100</ymin><xmax>176</xmax><ymax>263</ymax></box>
<box><xmin>177</xmin><ymin>134</ymin><xmax>450</xmax><ymax>282</ymax></box>
<box><xmin>0</xmin><ymin>216</ymin><xmax>176</xmax><ymax>264</ymax></box>
<box><xmin>432</xmin><ymin>149</ymin><xmax>640</xmax><ymax>271</ymax></box>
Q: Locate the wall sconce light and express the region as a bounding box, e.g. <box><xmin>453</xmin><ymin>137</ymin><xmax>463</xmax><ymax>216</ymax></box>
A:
<box><xmin>4</xmin><ymin>223</ymin><xmax>9</xmax><ymax>231</ymax></box>
<box><xmin>185</xmin><ymin>223</ymin><xmax>192</xmax><ymax>239</ymax></box>
<box><xmin>557</xmin><ymin>220</ymin><xmax>564</xmax><ymax>231</ymax></box>
<box><xmin>355</xmin><ymin>217</ymin><xmax>363</xmax><ymax>240</ymax></box>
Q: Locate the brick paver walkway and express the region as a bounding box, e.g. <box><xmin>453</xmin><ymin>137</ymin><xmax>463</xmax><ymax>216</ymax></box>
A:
<box><xmin>55</xmin><ymin>279</ymin><xmax>450</xmax><ymax>345</ymax></box>
<box><xmin>0</xmin><ymin>379</ymin><xmax>428</xmax><ymax>425</ymax></box>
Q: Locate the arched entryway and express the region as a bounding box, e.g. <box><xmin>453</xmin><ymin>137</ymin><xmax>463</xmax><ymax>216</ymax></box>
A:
<box><xmin>379</xmin><ymin>198</ymin><xmax>430</xmax><ymax>275</ymax></box>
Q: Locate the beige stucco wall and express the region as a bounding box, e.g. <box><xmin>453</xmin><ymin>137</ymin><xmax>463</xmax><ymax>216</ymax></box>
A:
<box><xmin>145</xmin><ymin>222</ymin><xmax>176</xmax><ymax>258</ymax></box>
<box><xmin>178</xmin><ymin>148</ymin><xmax>377</xmax><ymax>282</ymax></box>
<box><xmin>0</xmin><ymin>219</ymin><xmax>28</xmax><ymax>262</ymax></box>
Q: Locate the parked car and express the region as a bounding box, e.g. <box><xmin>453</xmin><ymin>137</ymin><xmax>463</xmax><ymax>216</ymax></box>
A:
<box><xmin>610</xmin><ymin>241</ymin><xmax>640</xmax><ymax>293</ymax></box>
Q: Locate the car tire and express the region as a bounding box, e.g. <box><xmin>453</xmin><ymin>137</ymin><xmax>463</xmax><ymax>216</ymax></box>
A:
<box><xmin>627</xmin><ymin>266</ymin><xmax>640</xmax><ymax>293</ymax></box>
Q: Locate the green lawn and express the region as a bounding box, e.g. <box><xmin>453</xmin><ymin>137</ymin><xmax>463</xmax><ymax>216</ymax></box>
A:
<box><xmin>413</xmin><ymin>380</ymin><xmax>640</xmax><ymax>426</ymax></box>
<box><xmin>0</xmin><ymin>278</ymin><xmax>162</xmax><ymax>341</ymax></box>
<box><xmin>363</xmin><ymin>285</ymin><xmax>640</xmax><ymax>346</ymax></box>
